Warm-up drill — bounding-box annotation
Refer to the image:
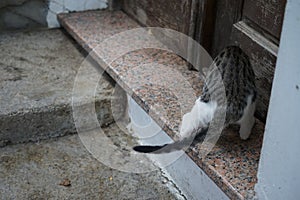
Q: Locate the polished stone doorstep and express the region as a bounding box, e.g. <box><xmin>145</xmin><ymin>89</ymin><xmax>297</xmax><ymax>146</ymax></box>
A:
<box><xmin>58</xmin><ymin>10</ymin><xmax>265</xmax><ymax>199</ymax></box>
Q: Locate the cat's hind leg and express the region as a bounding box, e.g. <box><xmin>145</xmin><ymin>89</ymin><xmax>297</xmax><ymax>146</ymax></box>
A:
<box><xmin>238</xmin><ymin>96</ymin><xmax>256</xmax><ymax>140</ymax></box>
<box><xmin>178</xmin><ymin>99</ymin><xmax>217</xmax><ymax>140</ymax></box>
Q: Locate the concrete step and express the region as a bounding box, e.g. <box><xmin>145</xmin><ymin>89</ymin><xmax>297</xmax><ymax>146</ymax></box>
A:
<box><xmin>0</xmin><ymin>29</ymin><xmax>114</xmax><ymax>146</ymax></box>
<box><xmin>0</xmin><ymin>123</ymin><xmax>184</xmax><ymax>200</ymax></box>
<box><xmin>0</xmin><ymin>28</ymin><xmax>186</xmax><ymax>199</ymax></box>
<box><xmin>58</xmin><ymin>10</ymin><xmax>266</xmax><ymax>199</ymax></box>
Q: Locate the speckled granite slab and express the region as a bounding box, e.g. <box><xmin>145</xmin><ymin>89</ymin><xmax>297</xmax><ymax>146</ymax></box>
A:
<box><xmin>58</xmin><ymin>10</ymin><xmax>265</xmax><ymax>199</ymax></box>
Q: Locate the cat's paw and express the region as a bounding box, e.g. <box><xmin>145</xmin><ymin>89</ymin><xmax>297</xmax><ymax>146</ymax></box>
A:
<box><xmin>239</xmin><ymin>132</ymin><xmax>250</xmax><ymax>140</ymax></box>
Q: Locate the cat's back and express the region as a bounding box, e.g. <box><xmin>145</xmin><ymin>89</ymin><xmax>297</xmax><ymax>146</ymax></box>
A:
<box><xmin>201</xmin><ymin>46</ymin><xmax>256</xmax><ymax>123</ymax></box>
<box><xmin>216</xmin><ymin>46</ymin><xmax>255</xmax><ymax>93</ymax></box>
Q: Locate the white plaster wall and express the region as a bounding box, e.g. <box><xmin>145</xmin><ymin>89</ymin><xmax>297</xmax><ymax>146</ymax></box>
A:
<box><xmin>255</xmin><ymin>0</ymin><xmax>300</xmax><ymax>199</ymax></box>
<box><xmin>47</xmin><ymin>0</ymin><xmax>107</xmax><ymax>28</ymax></box>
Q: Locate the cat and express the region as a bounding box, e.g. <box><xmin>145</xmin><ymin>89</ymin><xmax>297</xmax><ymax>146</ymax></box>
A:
<box><xmin>133</xmin><ymin>46</ymin><xmax>257</xmax><ymax>153</ymax></box>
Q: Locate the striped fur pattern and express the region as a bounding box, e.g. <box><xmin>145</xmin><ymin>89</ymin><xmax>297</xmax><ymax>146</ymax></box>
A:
<box><xmin>201</xmin><ymin>46</ymin><xmax>256</xmax><ymax>124</ymax></box>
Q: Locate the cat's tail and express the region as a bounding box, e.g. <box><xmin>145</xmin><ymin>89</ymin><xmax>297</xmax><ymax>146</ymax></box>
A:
<box><xmin>133</xmin><ymin>138</ymin><xmax>191</xmax><ymax>154</ymax></box>
<box><xmin>133</xmin><ymin>144</ymin><xmax>167</xmax><ymax>153</ymax></box>
<box><xmin>133</xmin><ymin>128</ymin><xmax>208</xmax><ymax>154</ymax></box>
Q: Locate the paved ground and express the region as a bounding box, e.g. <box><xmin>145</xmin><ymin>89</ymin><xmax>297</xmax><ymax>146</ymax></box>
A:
<box><xmin>0</xmin><ymin>124</ymin><xmax>184</xmax><ymax>200</ymax></box>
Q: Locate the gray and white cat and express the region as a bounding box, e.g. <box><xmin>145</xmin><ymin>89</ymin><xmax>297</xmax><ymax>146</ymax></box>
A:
<box><xmin>133</xmin><ymin>46</ymin><xmax>257</xmax><ymax>153</ymax></box>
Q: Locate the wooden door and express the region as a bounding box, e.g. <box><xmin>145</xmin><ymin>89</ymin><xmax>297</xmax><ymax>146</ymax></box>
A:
<box><xmin>198</xmin><ymin>0</ymin><xmax>287</xmax><ymax>122</ymax></box>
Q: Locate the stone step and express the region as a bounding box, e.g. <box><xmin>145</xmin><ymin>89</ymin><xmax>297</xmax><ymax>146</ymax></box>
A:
<box><xmin>58</xmin><ymin>10</ymin><xmax>265</xmax><ymax>199</ymax></box>
<box><xmin>0</xmin><ymin>29</ymin><xmax>114</xmax><ymax>146</ymax></box>
<box><xmin>0</xmin><ymin>123</ymin><xmax>183</xmax><ymax>199</ymax></box>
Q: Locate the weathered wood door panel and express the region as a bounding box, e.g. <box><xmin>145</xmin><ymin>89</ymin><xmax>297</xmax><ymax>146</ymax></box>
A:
<box><xmin>207</xmin><ymin>0</ymin><xmax>286</xmax><ymax>122</ymax></box>
<box><xmin>243</xmin><ymin>0</ymin><xmax>286</xmax><ymax>41</ymax></box>
<box><xmin>122</xmin><ymin>0</ymin><xmax>196</xmax><ymax>36</ymax></box>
